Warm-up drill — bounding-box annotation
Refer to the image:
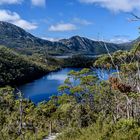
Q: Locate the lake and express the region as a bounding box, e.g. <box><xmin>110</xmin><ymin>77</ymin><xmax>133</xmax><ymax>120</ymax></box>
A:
<box><xmin>19</xmin><ymin>68</ymin><xmax>116</xmax><ymax>104</ymax></box>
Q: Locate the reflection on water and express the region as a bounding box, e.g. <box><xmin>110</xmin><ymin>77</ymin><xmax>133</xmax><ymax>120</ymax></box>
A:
<box><xmin>19</xmin><ymin>68</ymin><xmax>116</xmax><ymax>104</ymax></box>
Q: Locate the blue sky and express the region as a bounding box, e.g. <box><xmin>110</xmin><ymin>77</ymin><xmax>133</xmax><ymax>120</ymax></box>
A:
<box><xmin>0</xmin><ymin>0</ymin><xmax>140</xmax><ymax>43</ymax></box>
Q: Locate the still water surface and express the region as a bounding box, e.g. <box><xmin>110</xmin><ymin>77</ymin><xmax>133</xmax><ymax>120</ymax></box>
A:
<box><xmin>19</xmin><ymin>68</ymin><xmax>116</xmax><ymax>104</ymax></box>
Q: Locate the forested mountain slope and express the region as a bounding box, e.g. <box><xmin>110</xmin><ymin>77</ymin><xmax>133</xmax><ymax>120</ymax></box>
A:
<box><xmin>0</xmin><ymin>21</ymin><xmax>132</xmax><ymax>56</ymax></box>
<box><xmin>0</xmin><ymin>46</ymin><xmax>57</xmax><ymax>86</ymax></box>
<box><xmin>59</xmin><ymin>36</ymin><xmax>124</xmax><ymax>55</ymax></box>
<box><xmin>0</xmin><ymin>21</ymin><xmax>68</xmax><ymax>55</ymax></box>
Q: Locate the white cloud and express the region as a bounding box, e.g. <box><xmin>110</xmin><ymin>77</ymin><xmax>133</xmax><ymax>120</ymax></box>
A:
<box><xmin>0</xmin><ymin>0</ymin><xmax>22</xmax><ymax>5</ymax></box>
<box><xmin>49</xmin><ymin>23</ymin><xmax>77</xmax><ymax>32</ymax></box>
<box><xmin>89</xmin><ymin>35</ymin><xmax>131</xmax><ymax>44</ymax></box>
<box><xmin>109</xmin><ymin>35</ymin><xmax>131</xmax><ymax>44</ymax></box>
<box><xmin>109</xmin><ymin>38</ymin><xmax>131</xmax><ymax>44</ymax></box>
<box><xmin>79</xmin><ymin>0</ymin><xmax>140</xmax><ymax>12</ymax></box>
<box><xmin>0</xmin><ymin>10</ymin><xmax>37</xmax><ymax>30</ymax></box>
<box><xmin>42</xmin><ymin>37</ymin><xmax>61</xmax><ymax>42</ymax></box>
<box><xmin>0</xmin><ymin>0</ymin><xmax>46</xmax><ymax>6</ymax></box>
<box><xmin>31</xmin><ymin>0</ymin><xmax>46</xmax><ymax>7</ymax></box>
<box><xmin>73</xmin><ymin>17</ymin><xmax>92</xmax><ymax>25</ymax></box>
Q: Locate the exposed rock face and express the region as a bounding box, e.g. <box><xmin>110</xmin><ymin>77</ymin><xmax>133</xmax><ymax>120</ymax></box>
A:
<box><xmin>59</xmin><ymin>35</ymin><xmax>122</xmax><ymax>55</ymax></box>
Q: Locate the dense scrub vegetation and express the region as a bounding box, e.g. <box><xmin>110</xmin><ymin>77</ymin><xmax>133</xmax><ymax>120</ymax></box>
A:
<box><xmin>0</xmin><ymin>46</ymin><xmax>61</xmax><ymax>86</ymax></box>
<box><xmin>0</xmin><ymin>54</ymin><xmax>140</xmax><ymax>140</ymax></box>
<box><xmin>94</xmin><ymin>43</ymin><xmax>140</xmax><ymax>69</ymax></box>
<box><xmin>0</xmin><ymin>45</ymin><xmax>96</xmax><ymax>86</ymax></box>
<box><xmin>61</xmin><ymin>55</ymin><xmax>96</xmax><ymax>68</ymax></box>
<box><xmin>0</xmin><ymin>42</ymin><xmax>140</xmax><ymax>139</ymax></box>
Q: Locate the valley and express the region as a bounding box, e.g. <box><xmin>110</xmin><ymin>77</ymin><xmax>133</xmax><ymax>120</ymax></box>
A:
<box><xmin>0</xmin><ymin>19</ymin><xmax>140</xmax><ymax>140</ymax></box>
<box><xmin>0</xmin><ymin>21</ymin><xmax>134</xmax><ymax>87</ymax></box>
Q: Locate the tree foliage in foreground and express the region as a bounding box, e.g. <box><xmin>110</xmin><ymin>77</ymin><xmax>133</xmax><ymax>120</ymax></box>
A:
<box><xmin>0</xmin><ymin>44</ymin><xmax>140</xmax><ymax>139</ymax></box>
<box><xmin>57</xmin><ymin>44</ymin><xmax>140</xmax><ymax>140</ymax></box>
<box><xmin>0</xmin><ymin>65</ymin><xmax>140</xmax><ymax>139</ymax></box>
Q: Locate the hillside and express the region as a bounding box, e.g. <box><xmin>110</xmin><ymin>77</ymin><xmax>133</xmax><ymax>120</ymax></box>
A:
<box><xmin>59</xmin><ymin>36</ymin><xmax>125</xmax><ymax>55</ymax></box>
<box><xmin>0</xmin><ymin>21</ymin><xmax>69</xmax><ymax>55</ymax></box>
<box><xmin>0</xmin><ymin>21</ymin><xmax>131</xmax><ymax>56</ymax></box>
<box><xmin>118</xmin><ymin>36</ymin><xmax>140</xmax><ymax>51</ymax></box>
<box><xmin>0</xmin><ymin>46</ymin><xmax>58</xmax><ymax>86</ymax></box>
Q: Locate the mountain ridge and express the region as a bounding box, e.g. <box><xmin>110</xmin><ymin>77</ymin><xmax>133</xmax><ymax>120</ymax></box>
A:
<box><xmin>0</xmin><ymin>21</ymin><xmax>134</xmax><ymax>56</ymax></box>
<box><xmin>59</xmin><ymin>35</ymin><xmax>121</xmax><ymax>55</ymax></box>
